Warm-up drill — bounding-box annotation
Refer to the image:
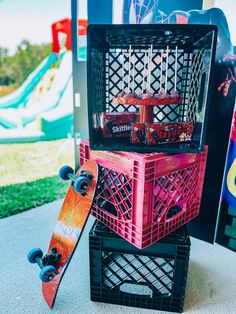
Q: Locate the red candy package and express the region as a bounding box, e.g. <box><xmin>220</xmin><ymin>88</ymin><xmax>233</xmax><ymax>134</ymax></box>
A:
<box><xmin>131</xmin><ymin>123</ymin><xmax>146</xmax><ymax>144</ymax></box>
<box><xmin>101</xmin><ymin>112</ymin><xmax>138</xmax><ymax>138</ymax></box>
<box><xmin>147</xmin><ymin>122</ymin><xmax>194</xmax><ymax>145</ymax></box>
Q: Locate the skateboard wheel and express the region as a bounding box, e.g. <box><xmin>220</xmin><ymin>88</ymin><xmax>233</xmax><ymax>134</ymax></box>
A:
<box><xmin>27</xmin><ymin>248</ymin><xmax>43</xmax><ymax>264</ymax></box>
<box><xmin>73</xmin><ymin>176</ymin><xmax>90</xmax><ymax>193</ymax></box>
<box><xmin>40</xmin><ymin>265</ymin><xmax>56</xmax><ymax>282</ymax></box>
<box><xmin>59</xmin><ymin>165</ymin><xmax>74</xmax><ymax>180</ymax></box>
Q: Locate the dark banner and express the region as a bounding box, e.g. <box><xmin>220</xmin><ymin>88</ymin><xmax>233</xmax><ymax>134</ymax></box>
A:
<box><xmin>191</xmin><ymin>57</ymin><xmax>235</xmax><ymax>244</ymax></box>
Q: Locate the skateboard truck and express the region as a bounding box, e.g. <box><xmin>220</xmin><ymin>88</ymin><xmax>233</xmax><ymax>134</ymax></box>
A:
<box><xmin>27</xmin><ymin>247</ymin><xmax>61</xmax><ymax>282</ymax></box>
<box><xmin>42</xmin><ymin>247</ymin><xmax>62</xmax><ymax>266</ymax></box>
<box><xmin>59</xmin><ymin>165</ymin><xmax>93</xmax><ymax>196</ymax></box>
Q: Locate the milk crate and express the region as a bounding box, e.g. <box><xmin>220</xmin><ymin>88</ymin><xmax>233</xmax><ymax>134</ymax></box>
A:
<box><xmin>87</xmin><ymin>24</ymin><xmax>217</xmax><ymax>153</ymax></box>
<box><xmin>80</xmin><ymin>140</ymin><xmax>207</xmax><ymax>248</ymax></box>
<box><xmin>89</xmin><ymin>221</ymin><xmax>190</xmax><ymax>313</ymax></box>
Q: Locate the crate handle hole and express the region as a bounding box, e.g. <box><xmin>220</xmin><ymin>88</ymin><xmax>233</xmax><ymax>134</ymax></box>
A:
<box><xmin>119</xmin><ymin>283</ymin><xmax>153</xmax><ymax>298</ymax></box>
<box><xmin>165</xmin><ymin>30</ymin><xmax>172</xmax><ymax>36</ymax></box>
<box><xmin>165</xmin><ymin>201</ymin><xmax>186</xmax><ymax>221</ymax></box>
<box><xmin>99</xmin><ymin>199</ymin><xmax>118</xmax><ymax>218</ymax></box>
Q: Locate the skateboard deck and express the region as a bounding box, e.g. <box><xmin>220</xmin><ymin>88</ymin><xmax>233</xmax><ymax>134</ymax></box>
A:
<box><xmin>42</xmin><ymin>160</ymin><xmax>98</xmax><ymax>308</ymax></box>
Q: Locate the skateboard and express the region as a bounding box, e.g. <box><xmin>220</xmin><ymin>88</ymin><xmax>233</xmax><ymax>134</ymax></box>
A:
<box><xmin>27</xmin><ymin>160</ymin><xmax>98</xmax><ymax>308</ymax></box>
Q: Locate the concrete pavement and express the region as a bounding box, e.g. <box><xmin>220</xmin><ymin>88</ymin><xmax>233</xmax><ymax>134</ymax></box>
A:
<box><xmin>0</xmin><ymin>200</ymin><xmax>236</xmax><ymax>314</ymax></box>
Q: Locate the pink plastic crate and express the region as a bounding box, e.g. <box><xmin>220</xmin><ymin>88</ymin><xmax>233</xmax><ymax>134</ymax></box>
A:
<box><xmin>80</xmin><ymin>140</ymin><xmax>207</xmax><ymax>249</ymax></box>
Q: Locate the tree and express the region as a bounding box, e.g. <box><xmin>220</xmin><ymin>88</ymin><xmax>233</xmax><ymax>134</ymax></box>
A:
<box><xmin>0</xmin><ymin>40</ymin><xmax>51</xmax><ymax>89</ymax></box>
<box><xmin>0</xmin><ymin>47</ymin><xmax>9</xmax><ymax>68</ymax></box>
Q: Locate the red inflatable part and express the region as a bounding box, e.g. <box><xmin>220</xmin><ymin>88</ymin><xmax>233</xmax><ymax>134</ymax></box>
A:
<box><xmin>51</xmin><ymin>18</ymin><xmax>72</xmax><ymax>53</ymax></box>
<box><xmin>51</xmin><ymin>18</ymin><xmax>88</xmax><ymax>53</ymax></box>
<box><xmin>78</xmin><ymin>19</ymin><xmax>88</xmax><ymax>36</ymax></box>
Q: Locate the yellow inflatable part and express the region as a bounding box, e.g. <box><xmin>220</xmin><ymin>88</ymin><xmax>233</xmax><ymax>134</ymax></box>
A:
<box><xmin>37</xmin><ymin>117</ymin><xmax>42</xmax><ymax>131</ymax></box>
<box><xmin>227</xmin><ymin>158</ymin><xmax>236</xmax><ymax>197</ymax></box>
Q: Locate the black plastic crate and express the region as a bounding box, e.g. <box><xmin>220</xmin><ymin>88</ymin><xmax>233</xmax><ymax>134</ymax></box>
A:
<box><xmin>89</xmin><ymin>221</ymin><xmax>191</xmax><ymax>313</ymax></box>
<box><xmin>87</xmin><ymin>24</ymin><xmax>217</xmax><ymax>153</ymax></box>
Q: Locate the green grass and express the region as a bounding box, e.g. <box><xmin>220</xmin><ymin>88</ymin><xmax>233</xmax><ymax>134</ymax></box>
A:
<box><xmin>0</xmin><ymin>139</ymin><xmax>74</xmax><ymax>187</ymax></box>
<box><xmin>0</xmin><ymin>139</ymin><xmax>74</xmax><ymax>218</ymax></box>
<box><xmin>0</xmin><ymin>176</ymin><xmax>70</xmax><ymax>218</ymax></box>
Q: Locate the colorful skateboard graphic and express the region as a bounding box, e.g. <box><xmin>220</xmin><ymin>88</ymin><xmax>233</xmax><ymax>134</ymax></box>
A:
<box><xmin>27</xmin><ymin>160</ymin><xmax>98</xmax><ymax>308</ymax></box>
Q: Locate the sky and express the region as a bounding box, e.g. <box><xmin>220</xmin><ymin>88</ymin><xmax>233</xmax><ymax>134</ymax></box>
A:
<box><xmin>0</xmin><ymin>0</ymin><xmax>235</xmax><ymax>55</ymax></box>
<box><xmin>0</xmin><ymin>0</ymin><xmax>71</xmax><ymax>54</ymax></box>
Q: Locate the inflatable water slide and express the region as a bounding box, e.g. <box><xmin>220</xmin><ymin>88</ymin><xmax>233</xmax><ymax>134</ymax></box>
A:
<box><xmin>0</xmin><ymin>18</ymin><xmax>87</xmax><ymax>143</ymax></box>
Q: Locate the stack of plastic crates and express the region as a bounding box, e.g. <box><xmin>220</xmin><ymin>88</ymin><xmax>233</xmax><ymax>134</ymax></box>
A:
<box><xmin>85</xmin><ymin>24</ymin><xmax>217</xmax><ymax>312</ymax></box>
